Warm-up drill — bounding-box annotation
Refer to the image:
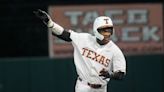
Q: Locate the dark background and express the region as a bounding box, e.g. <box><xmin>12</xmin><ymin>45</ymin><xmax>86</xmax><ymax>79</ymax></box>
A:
<box><xmin>0</xmin><ymin>0</ymin><xmax>163</xmax><ymax>92</ymax></box>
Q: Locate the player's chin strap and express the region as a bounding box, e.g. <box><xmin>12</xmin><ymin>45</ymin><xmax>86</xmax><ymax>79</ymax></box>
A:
<box><xmin>99</xmin><ymin>70</ymin><xmax>125</xmax><ymax>80</ymax></box>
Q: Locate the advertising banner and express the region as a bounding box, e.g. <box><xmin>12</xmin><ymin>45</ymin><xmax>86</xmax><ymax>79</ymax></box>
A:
<box><xmin>48</xmin><ymin>3</ymin><xmax>163</xmax><ymax>58</ymax></box>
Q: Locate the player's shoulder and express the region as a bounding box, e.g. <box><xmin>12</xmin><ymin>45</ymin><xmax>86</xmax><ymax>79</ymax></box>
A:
<box><xmin>80</xmin><ymin>32</ymin><xmax>92</xmax><ymax>37</ymax></box>
<box><xmin>71</xmin><ymin>30</ymin><xmax>93</xmax><ymax>38</ymax></box>
<box><xmin>110</xmin><ymin>41</ymin><xmax>123</xmax><ymax>54</ymax></box>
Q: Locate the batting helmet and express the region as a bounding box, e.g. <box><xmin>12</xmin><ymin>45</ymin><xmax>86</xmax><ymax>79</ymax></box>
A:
<box><xmin>93</xmin><ymin>16</ymin><xmax>114</xmax><ymax>40</ymax></box>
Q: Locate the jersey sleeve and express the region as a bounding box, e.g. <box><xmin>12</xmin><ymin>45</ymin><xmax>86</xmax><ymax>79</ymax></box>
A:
<box><xmin>112</xmin><ymin>48</ymin><xmax>126</xmax><ymax>73</ymax></box>
<box><xmin>69</xmin><ymin>30</ymin><xmax>90</xmax><ymax>45</ymax></box>
<box><xmin>70</xmin><ymin>30</ymin><xmax>81</xmax><ymax>43</ymax></box>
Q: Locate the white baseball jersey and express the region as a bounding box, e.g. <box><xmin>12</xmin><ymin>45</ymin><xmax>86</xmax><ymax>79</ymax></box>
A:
<box><xmin>70</xmin><ymin>30</ymin><xmax>126</xmax><ymax>85</ymax></box>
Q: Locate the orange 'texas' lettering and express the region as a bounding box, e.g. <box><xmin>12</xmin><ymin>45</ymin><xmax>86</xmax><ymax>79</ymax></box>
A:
<box><xmin>82</xmin><ymin>48</ymin><xmax>88</xmax><ymax>55</ymax></box>
<box><xmin>82</xmin><ymin>48</ymin><xmax>110</xmax><ymax>67</ymax></box>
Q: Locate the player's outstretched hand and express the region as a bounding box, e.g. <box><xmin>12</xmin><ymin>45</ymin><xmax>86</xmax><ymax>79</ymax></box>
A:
<box><xmin>33</xmin><ymin>9</ymin><xmax>51</xmax><ymax>25</ymax></box>
<box><xmin>99</xmin><ymin>68</ymin><xmax>110</xmax><ymax>79</ymax></box>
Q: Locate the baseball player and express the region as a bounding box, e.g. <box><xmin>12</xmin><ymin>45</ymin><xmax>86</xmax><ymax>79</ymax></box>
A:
<box><xmin>34</xmin><ymin>9</ymin><xmax>126</xmax><ymax>92</ymax></box>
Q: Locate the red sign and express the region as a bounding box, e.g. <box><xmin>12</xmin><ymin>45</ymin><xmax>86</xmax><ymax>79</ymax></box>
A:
<box><xmin>48</xmin><ymin>3</ymin><xmax>163</xmax><ymax>58</ymax></box>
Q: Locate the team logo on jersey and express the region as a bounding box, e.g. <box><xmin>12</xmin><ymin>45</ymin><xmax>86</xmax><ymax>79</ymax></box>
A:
<box><xmin>82</xmin><ymin>48</ymin><xmax>110</xmax><ymax>67</ymax></box>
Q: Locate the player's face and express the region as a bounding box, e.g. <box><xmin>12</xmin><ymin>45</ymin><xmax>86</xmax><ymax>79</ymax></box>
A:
<box><xmin>97</xmin><ymin>27</ymin><xmax>113</xmax><ymax>45</ymax></box>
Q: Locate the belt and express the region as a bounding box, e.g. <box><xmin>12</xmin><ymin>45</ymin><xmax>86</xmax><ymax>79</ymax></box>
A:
<box><xmin>78</xmin><ymin>77</ymin><xmax>102</xmax><ymax>89</ymax></box>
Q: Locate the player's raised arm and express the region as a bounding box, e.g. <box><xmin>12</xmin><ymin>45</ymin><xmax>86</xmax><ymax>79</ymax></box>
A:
<box><xmin>33</xmin><ymin>9</ymin><xmax>72</xmax><ymax>42</ymax></box>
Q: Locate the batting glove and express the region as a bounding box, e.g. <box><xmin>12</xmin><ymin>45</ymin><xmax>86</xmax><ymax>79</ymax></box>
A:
<box><xmin>100</xmin><ymin>69</ymin><xmax>125</xmax><ymax>80</ymax></box>
<box><xmin>33</xmin><ymin>9</ymin><xmax>54</xmax><ymax>27</ymax></box>
<box><xmin>99</xmin><ymin>69</ymin><xmax>110</xmax><ymax>80</ymax></box>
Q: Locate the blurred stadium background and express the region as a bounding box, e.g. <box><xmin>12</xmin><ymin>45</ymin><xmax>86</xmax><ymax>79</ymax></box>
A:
<box><xmin>0</xmin><ymin>0</ymin><xmax>163</xmax><ymax>92</ymax></box>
